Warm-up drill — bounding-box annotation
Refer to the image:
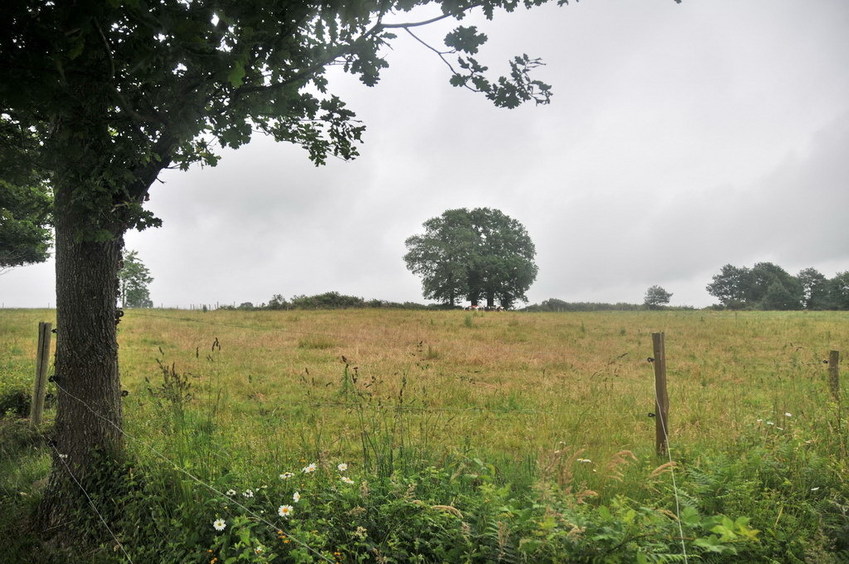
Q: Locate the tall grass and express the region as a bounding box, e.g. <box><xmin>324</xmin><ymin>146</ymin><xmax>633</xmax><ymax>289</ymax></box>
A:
<box><xmin>4</xmin><ymin>309</ymin><xmax>848</xmax><ymax>483</ymax></box>
<box><xmin>2</xmin><ymin>308</ymin><xmax>849</xmax><ymax>560</ymax></box>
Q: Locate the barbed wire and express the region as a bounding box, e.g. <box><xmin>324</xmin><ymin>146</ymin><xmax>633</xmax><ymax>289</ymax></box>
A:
<box><xmin>48</xmin><ymin>440</ymin><xmax>134</xmax><ymax>563</ymax></box>
<box><xmin>650</xmin><ymin>358</ymin><xmax>688</xmax><ymax>564</ymax></box>
<box><xmin>49</xmin><ymin>379</ymin><xmax>334</xmax><ymax>563</ymax></box>
<box><xmin>12</xmin><ymin>311</ymin><xmax>840</xmax><ymax>562</ymax></box>
<box><xmin>48</xmin><ymin>365</ymin><xmax>692</xmax><ymax>563</ymax></box>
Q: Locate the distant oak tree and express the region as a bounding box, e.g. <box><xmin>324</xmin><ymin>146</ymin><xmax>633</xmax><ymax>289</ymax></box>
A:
<box><xmin>643</xmin><ymin>285</ymin><xmax>672</xmax><ymax>309</ymax></box>
<box><xmin>3</xmin><ymin>0</ymin><xmax>639</xmax><ymax>534</ymax></box>
<box><xmin>827</xmin><ymin>271</ymin><xmax>849</xmax><ymax>310</ymax></box>
<box><xmin>118</xmin><ymin>250</ymin><xmax>154</xmax><ymax>308</ymax></box>
<box><xmin>797</xmin><ymin>267</ymin><xmax>829</xmax><ymax>310</ymax></box>
<box><xmin>404</xmin><ymin>207</ymin><xmax>538</xmax><ymax>308</ymax></box>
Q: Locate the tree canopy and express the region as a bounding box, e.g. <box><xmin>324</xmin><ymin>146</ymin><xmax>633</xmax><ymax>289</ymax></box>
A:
<box><xmin>404</xmin><ymin>207</ymin><xmax>537</xmax><ymax>308</ymax></box>
<box><xmin>643</xmin><ymin>285</ymin><xmax>672</xmax><ymax>309</ymax></box>
<box><xmin>706</xmin><ymin>262</ymin><xmax>849</xmax><ymax>310</ymax></box>
<box><xmin>0</xmin><ymin>120</ymin><xmax>51</xmax><ymax>270</ymax></box>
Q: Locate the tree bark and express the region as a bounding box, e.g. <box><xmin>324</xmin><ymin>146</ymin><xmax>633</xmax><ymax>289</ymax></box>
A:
<box><xmin>37</xmin><ymin>179</ymin><xmax>125</xmax><ymax>532</ymax></box>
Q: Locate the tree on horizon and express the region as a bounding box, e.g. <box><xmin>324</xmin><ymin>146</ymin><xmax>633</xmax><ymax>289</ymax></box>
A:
<box><xmin>405</xmin><ymin>207</ymin><xmax>538</xmax><ymax>309</ymax></box>
<box><xmin>119</xmin><ymin>250</ymin><xmax>154</xmax><ymax>308</ymax></box>
<box><xmin>644</xmin><ymin>285</ymin><xmax>672</xmax><ymax>309</ymax></box>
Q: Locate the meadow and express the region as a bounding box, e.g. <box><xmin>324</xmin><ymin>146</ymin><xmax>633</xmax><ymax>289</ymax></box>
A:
<box><xmin>2</xmin><ymin>308</ymin><xmax>849</xmax><ymax>562</ymax></box>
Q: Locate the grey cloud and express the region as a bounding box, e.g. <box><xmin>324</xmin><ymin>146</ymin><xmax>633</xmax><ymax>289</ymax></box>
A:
<box><xmin>4</xmin><ymin>1</ymin><xmax>849</xmax><ymax>309</ymax></box>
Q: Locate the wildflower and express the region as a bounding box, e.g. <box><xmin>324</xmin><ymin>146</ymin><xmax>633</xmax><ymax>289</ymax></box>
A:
<box><xmin>225</xmin><ymin>489</ymin><xmax>236</xmax><ymax>497</ymax></box>
<box><xmin>766</xmin><ymin>421</ymin><xmax>775</xmax><ymax>426</ymax></box>
<box><xmin>337</xmin><ymin>463</ymin><xmax>348</xmax><ymax>472</ymax></box>
<box><xmin>293</xmin><ymin>491</ymin><xmax>300</xmax><ymax>503</ymax></box>
<box><xmin>785</xmin><ymin>412</ymin><xmax>792</xmax><ymax>417</ymax></box>
<box><xmin>255</xmin><ymin>545</ymin><xmax>265</xmax><ymax>555</ymax></box>
<box><xmin>341</xmin><ymin>476</ymin><xmax>355</xmax><ymax>485</ymax></box>
<box><xmin>278</xmin><ymin>505</ymin><xmax>294</xmax><ymax>518</ymax></box>
<box><xmin>353</xmin><ymin>526</ymin><xmax>368</xmax><ymax>540</ymax></box>
<box><xmin>58</xmin><ymin>454</ymin><xmax>68</xmax><ymax>460</ymax></box>
<box><xmin>279</xmin><ymin>472</ymin><xmax>294</xmax><ymax>480</ymax></box>
<box><xmin>243</xmin><ymin>489</ymin><xmax>254</xmax><ymax>498</ymax></box>
<box><xmin>213</xmin><ymin>518</ymin><xmax>226</xmax><ymax>531</ymax></box>
<box><xmin>302</xmin><ymin>463</ymin><xmax>317</xmax><ymax>474</ymax></box>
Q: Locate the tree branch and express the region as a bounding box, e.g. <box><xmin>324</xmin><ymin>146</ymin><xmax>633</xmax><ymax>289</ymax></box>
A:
<box><xmin>378</xmin><ymin>13</ymin><xmax>454</xmax><ymax>30</ymax></box>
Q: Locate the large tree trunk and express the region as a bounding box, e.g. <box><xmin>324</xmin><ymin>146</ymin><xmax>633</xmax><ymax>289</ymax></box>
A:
<box><xmin>37</xmin><ymin>180</ymin><xmax>125</xmax><ymax>532</ymax></box>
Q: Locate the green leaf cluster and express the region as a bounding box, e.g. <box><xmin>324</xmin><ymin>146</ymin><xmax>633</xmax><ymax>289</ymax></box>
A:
<box><xmin>404</xmin><ymin>207</ymin><xmax>538</xmax><ymax>308</ymax></box>
<box><xmin>706</xmin><ymin>262</ymin><xmax>849</xmax><ymax>310</ymax></box>
<box><xmin>644</xmin><ymin>285</ymin><xmax>673</xmax><ymax>309</ymax></box>
<box><xmin>0</xmin><ymin>120</ymin><xmax>52</xmax><ymax>268</ymax></box>
<box><xmin>34</xmin><ymin>456</ymin><xmax>762</xmax><ymax>563</ymax></box>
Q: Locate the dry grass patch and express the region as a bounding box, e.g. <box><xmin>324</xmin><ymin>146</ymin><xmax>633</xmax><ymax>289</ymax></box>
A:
<box><xmin>3</xmin><ymin>308</ymin><xmax>848</xmax><ymax>492</ymax></box>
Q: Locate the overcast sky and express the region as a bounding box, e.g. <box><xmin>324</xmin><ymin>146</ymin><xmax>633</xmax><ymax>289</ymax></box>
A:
<box><xmin>4</xmin><ymin>0</ymin><xmax>849</xmax><ymax>309</ymax></box>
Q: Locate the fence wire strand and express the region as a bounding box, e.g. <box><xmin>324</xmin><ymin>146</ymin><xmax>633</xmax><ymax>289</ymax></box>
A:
<box><xmin>29</xmin><ymin>310</ymin><xmax>829</xmax><ymax>562</ymax></box>
<box><xmin>48</xmin><ymin>441</ymin><xmax>134</xmax><ymax>564</ymax></box>
<box><xmin>650</xmin><ymin>340</ymin><xmax>689</xmax><ymax>564</ymax></box>
<box><xmin>50</xmin><ymin>380</ymin><xmax>333</xmax><ymax>563</ymax></box>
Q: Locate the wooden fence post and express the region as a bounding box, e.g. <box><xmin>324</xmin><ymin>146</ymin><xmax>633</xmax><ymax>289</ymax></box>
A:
<box><xmin>30</xmin><ymin>321</ymin><xmax>52</xmax><ymax>427</ymax></box>
<box><xmin>652</xmin><ymin>332</ymin><xmax>669</xmax><ymax>456</ymax></box>
<box><xmin>828</xmin><ymin>350</ymin><xmax>840</xmax><ymax>402</ymax></box>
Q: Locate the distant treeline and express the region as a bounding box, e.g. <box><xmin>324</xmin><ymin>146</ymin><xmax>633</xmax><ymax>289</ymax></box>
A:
<box><xmin>217</xmin><ymin>293</ymin><xmax>681</xmax><ymax>313</ymax></box>
<box><xmin>707</xmin><ymin>262</ymin><xmax>849</xmax><ymax>310</ymax></box>
<box><xmin>218</xmin><ymin>292</ymin><xmax>435</xmax><ymax>311</ymax></box>
<box><xmin>521</xmin><ymin>299</ymin><xmax>695</xmax><ymax>312</ymax></box>
<box><xmin>213</xmin><ymin>260</ymin><xmax>849</xmax><ymax>312</ymax></box>
<box><xmin>213</xmin><ymin>291</ymin><xmax>698</xmax><ymax>312</ymax></box>
<box><xmin>523</xmin><ymin>299</ymin><xmax>644</xmax><ymax>312</ymax></box>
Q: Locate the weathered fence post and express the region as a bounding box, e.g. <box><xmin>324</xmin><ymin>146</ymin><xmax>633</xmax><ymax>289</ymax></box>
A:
<box><xmin>652</xmin><ymin>332</ymin><xmax>669</xmax><ymax>456</ymax></box>
<box><xmin>30</xmin><ymin>321</ymin><xmax>52</xmax><ymax>426</ymax></box>
<box><xmin>828</xmin><ymin>350</ymin><xmax>840</xmax><ymax>402</ymax></box>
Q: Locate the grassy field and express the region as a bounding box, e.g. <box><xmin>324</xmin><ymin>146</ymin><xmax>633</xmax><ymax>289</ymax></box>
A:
<box><xmin>2</xmin><ymin>308</ymin><xmax>849</xmax><ymax>561</ymax></box>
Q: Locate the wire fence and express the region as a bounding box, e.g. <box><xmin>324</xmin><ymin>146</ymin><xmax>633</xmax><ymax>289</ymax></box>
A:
<box><xmin>13</xmin><ymin>310</ymin><xmax>844</xmax><ymax>563</ymax></box>
<box><xmin>43</xmin><ymin>372</ymin><xmax>689</xmax><ymax>564</ymax></box>
<box><xmin>43</xmin><ymin>378</ymin><xmax>334</xmax><ymax>563</ymax></box>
